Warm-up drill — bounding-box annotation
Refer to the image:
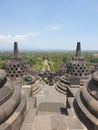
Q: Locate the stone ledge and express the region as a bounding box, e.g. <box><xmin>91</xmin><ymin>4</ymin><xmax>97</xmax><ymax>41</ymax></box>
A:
<box><xmin>0</xmin><ymin>70</ymin><xmax>7</xmax><ymax>88</ymax></box>
<box><xmin>0</xmin><ymin>86</ymin><xmax>21</xmax><ymax>124</ymax></box>
<box><xmin>75</xmin><ymin>90</ymin><xmax>98</xmax><ymax>130</ymax></box>
<box><xmin>55</xmin><ymin>85</ymin><xmax>66</xmax><ymax>95</ymax></box>
<box><xmin>0</xmin><ymin>79</ymin><xmax>14</xmax><ymax>106</ymax></box>
<box><xmin>60</xmin><ymin>76</ymin><xmax>70</xmax><ymax>84</ymax></box>
<box><xmin>57</xmin><ymin>82</ymin><xmax>67</xmax><ymax>91</ymax></box>
<box><xmin>0</xmin><ymin>95</ymin><xmax>26</xmax><ymax>130</ymax></box>
<box><xmin>81</xmin><ymin>86</ymin><xmax>98</xmax><ymax>118</ymax></box>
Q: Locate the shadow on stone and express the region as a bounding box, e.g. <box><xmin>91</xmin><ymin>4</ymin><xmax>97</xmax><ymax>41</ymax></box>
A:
<box><xmin>38</xmin><ymin>102</ymin><xmax>66</xmax><ymax>114</ymax></box>
<box><xmin>60</xmin><ymin>107</ymin><xmax>67</xmax><ymax>114</ymax></box>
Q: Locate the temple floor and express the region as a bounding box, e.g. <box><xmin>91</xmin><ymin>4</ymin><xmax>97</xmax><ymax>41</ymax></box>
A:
<box><xmin>21</xmin><ymin>83</ymin><xmax>87</xmax><ymax>130</ymax></box>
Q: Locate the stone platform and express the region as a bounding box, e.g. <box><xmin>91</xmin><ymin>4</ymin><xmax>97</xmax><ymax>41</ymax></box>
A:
<box><xmin>19</xmin><ymin>81</ymin><xmax>88</xmax><ymax>130</ymax></box>
<box><xmin>27</xmin><ymin>84</ymin><xmax>86</xmax><ymax>130</ymax></box>
<box><xmin>34</xmin><ymin>85</ymin><xmax>67</xmax><ymax>115</ymax></box>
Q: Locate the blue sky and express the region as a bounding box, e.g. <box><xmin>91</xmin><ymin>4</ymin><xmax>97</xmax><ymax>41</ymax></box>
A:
<box><xmin>0</xmin><ymin>0</ymin><xmax>98</xmax><ymax>51</ymax></box>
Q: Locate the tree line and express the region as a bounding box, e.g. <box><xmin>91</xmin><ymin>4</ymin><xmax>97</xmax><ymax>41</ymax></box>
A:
<box><xmin>0</xmin><ymin>51</ymin><xmax>98</xmax><ymax>72</ymax></box>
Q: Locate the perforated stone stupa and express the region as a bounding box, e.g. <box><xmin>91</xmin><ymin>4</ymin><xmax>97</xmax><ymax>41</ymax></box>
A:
<box><xmin>56</xmin><ymin>42</ymin><xmax>90</xmax><ymax>94</ymax></box>
<box><xmin>68</xmin><ymin>42</ymin><xmax>90</xmax><ymax>86</ymax></box>
<box><xmin>6</xmin><ymin>42</ymin><xmax>28</xmax><ymax>80</ymax></box>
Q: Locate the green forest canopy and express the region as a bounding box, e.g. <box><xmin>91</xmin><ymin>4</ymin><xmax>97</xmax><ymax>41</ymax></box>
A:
<box><xmin>0</xmin><ymin>51</ymin><xmax>98</xmax><ymax>72</ymax></box>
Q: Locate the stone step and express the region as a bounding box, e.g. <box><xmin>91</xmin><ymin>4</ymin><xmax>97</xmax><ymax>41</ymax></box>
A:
<box><xmin>59</xmin><ymin>81</ymin><xmax>66</xmax><ymax>87</ymax></box>
<box><xmin>57</xmin><ymin>82</ymin><xmax>67</xmax><ymax>91</ymax></box>
<box><xmin>33</xmin><ymin>85</ymin><xmax>40</xmax><ymax>92</ymax></box>
<box><xmin>32</xmin><ymin>83</ymin><xmax>42</xmax><ymax>95</ymax></box>
<box><xmin>20</xmin><ymin>97</ymin><xmax>36</xmax><ymax>130</ymax></box>
<box><xmin>60</xmin><ymin>76</ymin><xmax>70</xmax><ymax>84</ymax></box>
<box><xmin>59</xmin><ymin>81</ymin><xmax>69</xmax><ymax>88</ymax></box>
<box><xmin>33</xmin><ymin>87</ymin><xmax>41</xmax><ymax>95</ymax></box>
<box><xmin>55</xmin><ymin>85</ymin><xmax>66</xmax><ymax>95</ymax></box>
<box><xmin>62</xmin><ymin>76</ymin><xmax>70</xmax><ymax>83</ymax></box>
<box><xmin>33</xmin><ymin>84</ymin><xmax>39</xmax><ymax>89</ymax></box>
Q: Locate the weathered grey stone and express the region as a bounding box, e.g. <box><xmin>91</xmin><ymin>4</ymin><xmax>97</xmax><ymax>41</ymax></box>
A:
<box><xmin>0</xmin><ymin>86</ymin><xmax>21</xmax><ymax>124</ymax></box>
<box><xmin>76</xmin><ymin>42</ymin><xmax>81</xmax><ymax>57</ymax></box>
<box><xmin>75</xmin><ymin>71</ymin><xmax>98</xmax><ymax>130</ymax></box>
<box><xmin>0</xmin><ymin>95</ymin><xmax>26</xmax><ymax>130</ymax></box>
<box><xmin>38</xmin><ymin>102</ymin><xmax>66</xmax><ymax>113</ymax></box>
<box><xmin>66</xmin><ymin>117</ymin><xmax>84</xmax><ymax>130</ymax></box>
<box><xmin>13</xmin><ymin>42</ymin><xmax>19</xmax><ymax>59</ymax></box>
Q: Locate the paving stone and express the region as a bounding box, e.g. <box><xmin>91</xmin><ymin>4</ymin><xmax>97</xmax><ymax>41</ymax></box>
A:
<box><xmin>50</xmin><ymin>115</ymin><xmax>67</xmax><ymax>129</ymax></box>
<box><xmin>35</xmin><ymin>85</ymin><xmax>66</xmax><ymax>115</ymax></box>
<box><xmin>66</xmin><ymin>117</ymin><xmax>85</xmax><ymax>130</ymax></box>
<box><xmin>32</xmin><ymin>115</ymin><xmax>67</xmax><ymax>130</ymax></box>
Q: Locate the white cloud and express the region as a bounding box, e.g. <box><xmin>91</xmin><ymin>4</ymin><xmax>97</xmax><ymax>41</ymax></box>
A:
<box><xmin>0</xmin><ymin>32</ymin><xmax>40</xmax><ymax>42</ymax></box>
<box><xmin>0</xmin><ymin>34</ymin><xmax>11</xmax><ymax>41</ymax></box>
<box><xmin>50</xmin><ymin>26</ymin><xmax>62</xmax><ymax>31</ymax></box>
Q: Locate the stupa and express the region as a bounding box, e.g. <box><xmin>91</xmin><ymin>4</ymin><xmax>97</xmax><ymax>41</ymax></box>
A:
<box><xmin>56</xmin><ymin>42</ymin><xmax>90</xmax><ymax>94</ymax></box>
<box><xmin>68</xmin><ymin>42</ymin><xmax>90</xmax><ymax>86</ymax></box>
<box><xmin>6</xmin><ymin>42</ymin><xmax>28</xmax><ymax>80</ymax></box>
<box><xmin>0</xmin><ymin>70</ymin><xmax>26</xmax><ymax>130</ymax></box>
<box><xmin>75</xmin><ymin>71</ymin><xmax>98</xmax><ymax>130</ymax></box>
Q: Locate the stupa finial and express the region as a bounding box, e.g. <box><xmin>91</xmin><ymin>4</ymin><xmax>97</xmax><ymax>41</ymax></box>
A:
<box><xmin>14</xmin><ymin>42</ymin><xmax>19</xmax><ymax>58</ymax></box>
<box><xmin>76</xmin><ymin>42</ymin><xmax>81</xmax><ymax>57</ymax></box>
